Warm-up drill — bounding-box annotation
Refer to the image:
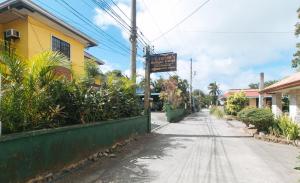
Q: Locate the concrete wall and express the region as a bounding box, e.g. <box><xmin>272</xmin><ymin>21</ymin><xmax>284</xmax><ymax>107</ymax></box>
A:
<box><xmin>272</xmin><ymin>94</ymin><xmax>282</xmax><ymax>118</ymax></box>
<box><xmin>0</xmin><ymin>116</ymin><xmax>149</xmax><ymax>182</ymax></box>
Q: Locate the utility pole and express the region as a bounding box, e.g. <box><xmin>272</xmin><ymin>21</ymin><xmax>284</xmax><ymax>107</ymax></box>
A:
<box><xmin>144</xmin><ymin>46</ymin><xmax>151</xmax><ymax>133</ymax></box>
<box><xmin>130</xmin><ymin>0</ymin><xmax>137</xmax><ymax>84</ymax></box>
<box><xmin>259</xmin><ymin>72</ymin><xmax>264</xmax><ymax>108</ymax></box>
<box><xmin>190</xmin><ymin>58</ymin><xmax>193</xmax><ymax>112</ymax></box>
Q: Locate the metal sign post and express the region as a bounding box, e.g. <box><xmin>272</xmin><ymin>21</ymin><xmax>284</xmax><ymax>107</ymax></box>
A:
<box><xmin>144</xmin><ymin>48</ymin><xmax>178</xmax><ymax>133</ymax></box>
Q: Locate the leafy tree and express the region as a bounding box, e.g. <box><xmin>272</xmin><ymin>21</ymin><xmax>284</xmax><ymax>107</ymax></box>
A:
<box><xmin>208</xmin><ymin>82</ymin><xmax>220</xmax><ymax>105</ymax></box>
<box><xmin>84</xmin><ymin>58</ymin><xmax>105</xmax><ymax>86</ymax></box>
<box><xmin>248</xmin><ymin>80</ymin><xmax>278</xmax><ymax>89</ymax></box>
<box><xmin>152</xmin><ymin>77</ymin><xmax>164</xmax><ymax>93</ymax></box>
<box><xmin>193</xmin><ymin>89</ymin><xmax>210</xmax><ymax>108</ymax></box>
<box><xmin>292</xmin><ymin>8</ymin><xmax>300</xmax><ymax>68</ymax></box>
<box><xmin>226</xmin><ymin>92</ymin><xmax>249</xmax><ymax>116</ymax></box>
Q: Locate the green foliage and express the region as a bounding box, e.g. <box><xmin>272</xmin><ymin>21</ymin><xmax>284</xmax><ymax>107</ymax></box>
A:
<box><xmin>225</xmin><ymin>92</ymin><xmax>248</xmax><ymax>116</ymax></box>
<box><xmin>210</xmin><ymin>106</ymin><xmax>225</xmax><ymax>119</ymax></box>
<box><xmin>248</xmin><ymin>80</ymin><xmax>278</xmax><ymax>89</ymax></box>
<box><xmin>193</xmin><ymin>89</ymin><xmax>210</xmax><ymax>109</ymax></box>
<box><xmin>208</xmin><ymin>82</ymin><xmax>220</xmax><ymax>105</ymax></box>
<box><xmin>237</xmin><ymin>108</ymin><xmax>274</xmax><ymax>131</ymax></box>
<box><xmin>0</xmin><ymin>51</ymin><xmax>142</xmax><ymax>135</ymax></box>
<box><xmin>292</xmin><ymin>8</ymin><xmax>300</xmax><ymax>69</ymax></box>
<box><xmin>277</xmin><ymin>115</ymin><xmax>299</xmax><ymax>141</ymax></box>
<box><xmin>160</xmin><ymin>75</ymin><xmax>189</xmax><ymax>110</ymax></box>
<box><xmin>237</xmin><ymin>107</ymin><xmax>256</xmax><ymax>126</ymax></box>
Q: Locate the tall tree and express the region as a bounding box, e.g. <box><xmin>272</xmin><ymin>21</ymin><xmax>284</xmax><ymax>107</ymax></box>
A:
<box><xmin>292</xmin><ymin>8</ymin><xmax>300</xmax><ymax>69</ymax></box>
<box><xmin>248</xmin><ymin>80</ymin><xmax>278</xmax><ymax>89</ymax></box>
<box><xmin>208</xmin><ymin>82</ymin><xmax>220</xmax><ymax>105</ymax></box>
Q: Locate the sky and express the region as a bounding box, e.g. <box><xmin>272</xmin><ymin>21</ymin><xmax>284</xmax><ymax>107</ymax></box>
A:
<box><xmin>2</xmin><ymin>0</ymin><xmax>299</xmax><ymax>92</ymax></box>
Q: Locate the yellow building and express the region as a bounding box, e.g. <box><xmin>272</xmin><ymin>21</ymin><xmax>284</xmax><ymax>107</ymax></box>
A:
<box><xmin>0</xmin><ymin>0</ymin><xmax>101</xmax><ymax>77</ymax></box>
<box><xmin>222</xmin><ymin>89</ymin><xmax>272</xmax><ymax>108</ymax></box>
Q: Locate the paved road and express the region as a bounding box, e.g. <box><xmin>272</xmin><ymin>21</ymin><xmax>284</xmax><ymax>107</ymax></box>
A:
<box><xmin>56</xmin><ymin>110</ymin><xmax>300</xmax><ymax>183</ymax></box>
<box><xmin>151</xmin><ymin>112</ymin><xmax>168</xmax><ymax>130</ymax></box>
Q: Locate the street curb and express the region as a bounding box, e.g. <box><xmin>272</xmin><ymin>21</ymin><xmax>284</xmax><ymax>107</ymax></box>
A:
<box><xmin>152</xmin><ymin>122</ymin><xmax>170</xmax><ymax>132</ymax></box>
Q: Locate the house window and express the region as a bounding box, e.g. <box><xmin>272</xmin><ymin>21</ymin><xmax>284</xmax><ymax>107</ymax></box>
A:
<box><xmin>52</xmin><ymin>36</ymin><xmax>70</xmax><ymax>59</ymax></box>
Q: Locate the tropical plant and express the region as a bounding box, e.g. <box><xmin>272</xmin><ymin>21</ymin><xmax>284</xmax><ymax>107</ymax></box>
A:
<box><xmin>208</xmin><ymin>82</ymin><xmax>220</xmax><ymax>105</ymax></box>
<box><xmin>0</xmin><ymin>51</ymin><xmax>70</xmax><ymax>133</ymax></box>
<box><xmin>277</xmin><ymin>115</ymin><xmax>299</xmax><ymax>141</ymax></box>
<box><xmin>0</xmin><ymin>51</ymin><xmax>142</xmax><ymax>135</ymax></box>
<box><xmin>83</xmin><ymin>58</ymin><xmax>105</xmax><ymax>86</ymax></box>
<box><xmin>225</xmin><ymin>92</ymin><xmax>249</xmax><ymax>116</ymax></box>
<box><xmin>160</xmin><ymin>78</ymin><xmax>183</xmax><ymax>109</ymax></box>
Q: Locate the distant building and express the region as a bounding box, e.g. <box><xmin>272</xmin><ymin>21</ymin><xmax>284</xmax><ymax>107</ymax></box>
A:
<box><xmin>221</xmin><ymin>89</ymin><xmax>272</xmax><ymax>108</ymax></box>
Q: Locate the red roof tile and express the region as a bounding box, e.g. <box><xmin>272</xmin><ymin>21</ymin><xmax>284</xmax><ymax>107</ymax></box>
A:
<box><xmin>223</xmin><ymin>89</ymin><xmax>270</xmax><ymax>98</ymax></box>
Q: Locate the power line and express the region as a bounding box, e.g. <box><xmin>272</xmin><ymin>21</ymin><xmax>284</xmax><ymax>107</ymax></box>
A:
<box><xmin>141</xmin><ymin>0</ymin><xmax>172</xmax><ymax>48</ymax></box>
<box><xmin>108</xmin><ymin>0</ymin><xmax>131</xmax><ymax>21</ymax></box>
<box><xmin>152</xmin><ymin>0</ymin><xmax>211</xmax><ymax>42</ymax></box>
<box><xmin>89</xmin><ymin>0</ymin><xmax>149</xmax><ymax>49</ymax></box>
<box><xmin>36</xmin><ymin>0</ymin><xmax>131</xmax><ymax>57</ymax></box>
<box><xmin>57</xmin><ymin>0</ymin><xmax>132</xmax><ymax>54</ymax></box>
<box><xmin>90</xmin><ymin>0</ymin><xmax>132</xmax><ymax>33</ymax></box>
<box><xmin>181</xmin><ymin>30</ymin><xmax>294</xmax><ymax>34</ymax></box>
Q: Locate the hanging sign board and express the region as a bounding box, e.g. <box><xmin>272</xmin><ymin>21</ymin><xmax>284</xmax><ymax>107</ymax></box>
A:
<box><xmin>149</xmin><ymin>53</ymin><xmax>177</xmax><ymax>73</ymax></box>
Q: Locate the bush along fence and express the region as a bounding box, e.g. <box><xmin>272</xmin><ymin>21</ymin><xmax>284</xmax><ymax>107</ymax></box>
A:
<box><xmin>165</xmin><ymin>105</ymin><xmax>187</xmax><ymax>122</ymax></box>
<box><xmin>0</xmin><ymin>116</ymin><xmax>149</xmax><ymax>182</ymax></box>
<box><xmin>0</xmin><ymin>51</ymin><xmax>149</xmax><ymax>182</ymax></box>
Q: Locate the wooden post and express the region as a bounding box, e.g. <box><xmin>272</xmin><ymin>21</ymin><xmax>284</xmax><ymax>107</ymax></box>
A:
<box><xmin>144</xmin><ymin>46</ymin><xmax>151</xmax><ymax>132</ymax></box>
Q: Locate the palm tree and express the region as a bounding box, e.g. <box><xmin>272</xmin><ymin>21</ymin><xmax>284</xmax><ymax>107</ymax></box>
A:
<box><xmin>208</xmin><ymin>82</ymin><xmax>220</xmax><ymax>106</ymax></box>
<box><xmin>0</xmin><ymin>50</ymin><xmax>69</xmax><ymax>132</ymax></box>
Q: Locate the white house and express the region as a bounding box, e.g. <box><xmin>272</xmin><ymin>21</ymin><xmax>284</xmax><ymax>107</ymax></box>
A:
<box><xmin>260</xmin><ymin>72</ymin><xmax>300</xmax><ymax>123</ymax></box>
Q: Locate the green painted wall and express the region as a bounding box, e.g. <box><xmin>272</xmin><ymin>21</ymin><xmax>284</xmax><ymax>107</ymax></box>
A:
<box><xmin>0</xmin><ymin>116</ymin><xmax>149</xmax><ymax>183</ymax></box>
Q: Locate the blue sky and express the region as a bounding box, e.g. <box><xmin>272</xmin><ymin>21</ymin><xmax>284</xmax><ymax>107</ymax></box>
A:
<box><xmin>1</xmin><ymin>0</ymin><xmax>299</xmax><ymax>92</ymax></box>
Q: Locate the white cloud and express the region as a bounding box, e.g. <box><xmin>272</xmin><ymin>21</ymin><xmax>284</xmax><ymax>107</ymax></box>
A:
<box><xmin>94</xmin><ymin>0</ymin><xmax>299</xmax><ymax>92</ymax></box>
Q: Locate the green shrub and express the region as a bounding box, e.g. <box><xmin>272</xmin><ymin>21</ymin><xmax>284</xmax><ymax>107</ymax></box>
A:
<box><xmin>237</xmin><ymin>107</ymin><xmax>256</xmax><ymax>126</ymax></box>
<box><xmin>210</xmin><ymin>106</ymin><xmax>225</xmax><ymax>119</ymax></box>
<box><xmin>237</xmin><ymin>108</ymin><xmax>273</xmax><ymax>131</ymax></box>
<box><xmin>277</xmin><ymin>115</ymin><xmax>299</xmax><ymax>140</ymax></box>
<box><xmin>209</xmin><ymin>106</ymin><xmax>217</xmax><ymax>114</ymax></box>
<box><xmin>0</xmin><ymin>51</ymin><xmax>142</xmax><ymax>135</ymax></box>
<box><xmin>225</xmin><ymin>92</ymin><xmax>249</xmax><ymax>116</ymax></box>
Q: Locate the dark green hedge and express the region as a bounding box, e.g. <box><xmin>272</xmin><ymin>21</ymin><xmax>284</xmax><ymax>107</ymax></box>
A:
<box><xmin>237</xmin><ymin>107</ymin><xmax>274</xmax><ymax>131</ymax></box>
<box><xmin>165</xmin><ymin>105</ymin><xmax>187</xmax><ymax>122</ymax></box>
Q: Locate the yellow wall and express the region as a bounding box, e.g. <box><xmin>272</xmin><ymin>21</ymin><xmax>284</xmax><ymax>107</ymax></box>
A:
<box><xmin>249</xmin><ymin>98</ymin><xmax>257</xmax><ymax>107</ymax></box>
<box><xmin>0</xmin><ymin>16</ymin><xmax>86</xmax><ymax>76</ymax></box>
<box><xmin>27</xmin><ymin>16</ymin><xmax>85</xmax><ymax>76</ymax></box>
<box><xmin>1</xmin><ymin>18</ymin><xmax>29</xmax><ymax>59</ymax></box>
<box><xmin>0</xmin><ymin>24</ymin><xmax>3</xmax><ymax>40</ymax></box>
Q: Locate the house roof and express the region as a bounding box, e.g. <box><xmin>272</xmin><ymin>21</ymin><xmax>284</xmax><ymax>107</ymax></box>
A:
<box><xmin>84</xmin><ymin>52</ymin><xmax>105</xmax><ymax>65</ymax></box>
<box><xmin>261</xmin><ymin>72</ymin><xmax>300</xmax><ymax>93</ymax></box>
<box><xmin>223</xmin><ymin>89</ymin><xmax>270</xmax><ymax>99</ymax></box>
<box><xmin>0</xmin><ymin>0</ymin><xmax>97</xmax><ymax>47</ymax></box>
